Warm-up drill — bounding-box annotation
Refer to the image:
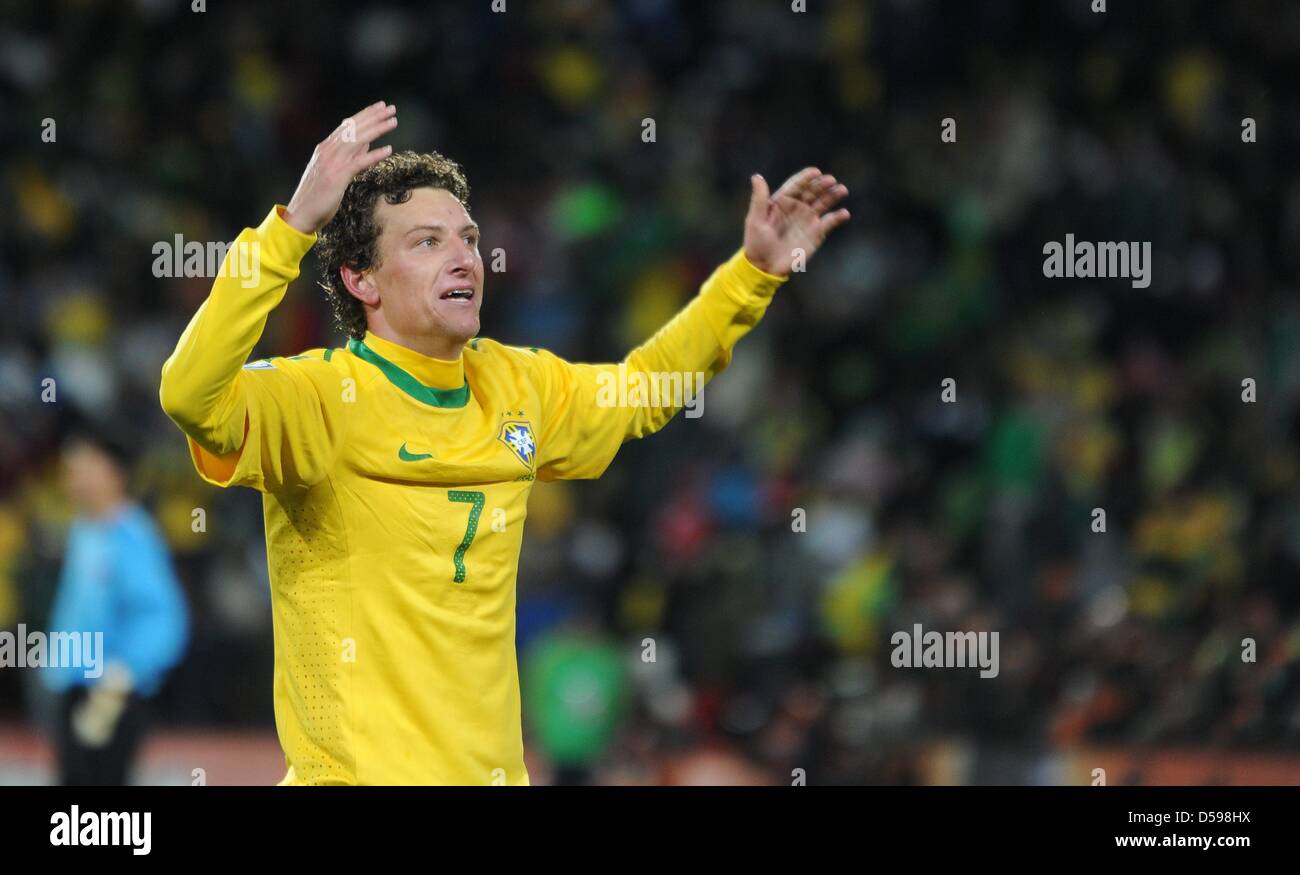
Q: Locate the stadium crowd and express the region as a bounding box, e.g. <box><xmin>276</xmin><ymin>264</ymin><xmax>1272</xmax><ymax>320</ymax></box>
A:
<box><xmin>1</xmin><ymin>0</ymin><xmax>1298</xmax><ymax>783</ymax></box>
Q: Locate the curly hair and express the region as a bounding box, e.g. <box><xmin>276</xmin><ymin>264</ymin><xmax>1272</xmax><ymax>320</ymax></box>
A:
<box><xmin>315</xmin><ymin>150</ymin><xmax>471</xmax><ymax>340</ymax></box>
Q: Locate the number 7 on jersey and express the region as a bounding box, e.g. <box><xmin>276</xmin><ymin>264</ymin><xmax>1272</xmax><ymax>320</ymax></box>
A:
<box><xmin>447</xmin><ymin>490</ymin><xmax>485</xmax><ymax>583</ymax></box>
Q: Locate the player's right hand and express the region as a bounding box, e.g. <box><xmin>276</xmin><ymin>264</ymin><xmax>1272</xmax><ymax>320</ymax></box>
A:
<box><xmin>283</xmin><ymin>101</ymin><xmax>399</xmax><ymax>235</ymax></box>
<box><xmin>71</xmin><ymin>687</ymin><xmax>128</xmax><ymax>748</ymax></box>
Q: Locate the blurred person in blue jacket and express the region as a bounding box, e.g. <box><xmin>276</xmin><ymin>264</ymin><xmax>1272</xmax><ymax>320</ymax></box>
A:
<box><xmin>43</xmin><ymin>424</ymin><xmax>189</xmax><ymax>785</ymax></box>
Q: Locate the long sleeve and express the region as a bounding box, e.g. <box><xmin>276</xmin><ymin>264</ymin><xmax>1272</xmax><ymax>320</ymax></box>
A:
<box><xmin>532</xmin><ymin>248</ymin><xmax>788</xmax><ymax>480</ymax></box>
<box><xmin>159</xmin><ymin>206</ymin><xmax>348</xmax><ymax>492</ymax></box>
<box><xmin>43</xmin><ymin>509</ymin><xmax>189</xmax><ymax>696</ymax></box>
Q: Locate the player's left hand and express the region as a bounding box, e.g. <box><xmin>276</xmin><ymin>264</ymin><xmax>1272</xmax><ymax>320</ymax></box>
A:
<box><xmin>742</xmin><ymin>167</ymin><xmax>850</xmax><ymax>277</ymax></box>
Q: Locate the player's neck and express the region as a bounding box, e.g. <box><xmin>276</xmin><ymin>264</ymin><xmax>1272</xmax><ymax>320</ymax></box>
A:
<box><xmin>365</xmin><ymin>325</ymin><xmax>465</xmax><ymax>362</ymax></box>
<box><xmin>357</xmin><ymin>328</ymin><xmax>468</xmax><ymax>391</ymax></box>
<box><xmin>86</xmin><ymin>494</ymin><xmax>129</xmax><ymax>522</ymax></box>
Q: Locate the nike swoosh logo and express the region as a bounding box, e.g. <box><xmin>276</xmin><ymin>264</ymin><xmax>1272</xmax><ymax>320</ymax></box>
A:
<box><xmin>398</xmin><ymin>442</ymin><xmax>433</xmax><ymax>462</ymax></box>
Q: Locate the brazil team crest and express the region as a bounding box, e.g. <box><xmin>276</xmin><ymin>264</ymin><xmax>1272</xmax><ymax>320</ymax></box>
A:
<box><xmin>498</xmin><ymin>420</ymin><xmax>536</xmax><ymax>469</ymax></box>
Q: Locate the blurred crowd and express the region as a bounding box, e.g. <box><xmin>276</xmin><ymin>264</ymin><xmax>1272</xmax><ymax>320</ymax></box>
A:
<box><xmin>2</xmin><ymin>0</ymin><xmax>1299</xmax><ymax>784</ymax></box>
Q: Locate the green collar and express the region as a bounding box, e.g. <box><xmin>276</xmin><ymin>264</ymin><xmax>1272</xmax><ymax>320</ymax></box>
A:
<box><xmin>346</xmin><ymin>338</ymin><xmax>471</xmax><ymax>408</ymax></box>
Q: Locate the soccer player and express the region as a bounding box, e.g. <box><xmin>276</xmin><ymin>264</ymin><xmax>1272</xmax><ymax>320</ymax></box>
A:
<box><xmin>46</xmin><ymin>425</ymin><xmax>190</xmax><ymax>785</ymax></box>
<box><xmin>159</xmin><ymin>101</ymin><xmax>849</xmax><ymax>785</ymax></box>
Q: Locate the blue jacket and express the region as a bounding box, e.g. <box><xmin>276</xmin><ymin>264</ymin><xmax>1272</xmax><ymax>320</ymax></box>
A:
<box><xmin>44</xmin><ymin>503</ymin><xmax>189</xmax><ymax>697</ymax></box>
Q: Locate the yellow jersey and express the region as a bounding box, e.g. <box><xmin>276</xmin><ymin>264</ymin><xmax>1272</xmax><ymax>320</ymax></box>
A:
<box><xmin>159</xmin><ymin>205</ymin><xmax>787</xmax><ymax>784</ymax></box>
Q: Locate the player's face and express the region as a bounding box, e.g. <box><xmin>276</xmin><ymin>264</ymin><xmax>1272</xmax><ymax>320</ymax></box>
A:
<box><xmin>61</xmin><ymin>442</ymin><xmax>123</xmax><ymax>515</ymax></box>
<box><xmin>371</xmin><ymin>187</ymin><xmax>483</xmax><ymax>354</ymax></box>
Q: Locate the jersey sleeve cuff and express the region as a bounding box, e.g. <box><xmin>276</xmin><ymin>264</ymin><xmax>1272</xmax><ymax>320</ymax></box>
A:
<box><xmin>736</xmin><ymin>248</ymin><xmax>791</xmax><ymax>285</ymax></box>
<box><xmin>253</xmin><ymin>205</ymin><xmax>319</xmax><ymax>270</ymax></box>
<box><xmin>706</xmin><ymin>247</ymin><xmax>790</xmax><ymax>308</ymax></box>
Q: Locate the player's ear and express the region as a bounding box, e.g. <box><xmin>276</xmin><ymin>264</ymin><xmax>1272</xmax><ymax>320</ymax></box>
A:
<box><xmin>340</xmin><ymin>263</ymin><xmax>379</xmax><ymax>306</ymax></box>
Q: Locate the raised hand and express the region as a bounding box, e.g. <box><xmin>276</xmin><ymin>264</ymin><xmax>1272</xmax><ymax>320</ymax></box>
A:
<box><xmin>742</xmin><ymin>167</ymin><xmax>850</xmax><ymax>276</ymax></box>
<box><xmin>283</xmin><ymin>101</ymin><xmax>399</xmax><ymax>235</ymax></box>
